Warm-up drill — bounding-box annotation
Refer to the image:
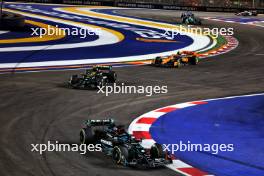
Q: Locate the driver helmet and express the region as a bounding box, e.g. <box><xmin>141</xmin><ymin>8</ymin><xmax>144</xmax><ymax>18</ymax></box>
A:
<box><xmin>113</xmin><ymin>125</ymin><xmax>125</xmax><ymax>135</ymax></box>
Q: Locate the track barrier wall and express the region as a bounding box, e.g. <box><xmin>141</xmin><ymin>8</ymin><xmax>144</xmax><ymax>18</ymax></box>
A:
<box><xmin>9</xmin><ymin>0</ymin><xmax>264</xmax><ymax>13</ymax></box>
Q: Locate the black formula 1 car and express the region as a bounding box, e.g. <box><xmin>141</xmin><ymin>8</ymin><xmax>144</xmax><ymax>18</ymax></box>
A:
<box><xmin>181</xmin><ymin>11</ymin><xmax>202</xmax><ymax>25</ymax></box>
<box><xmin>235</xmin><ymin>10</ymin><xmax>258</xmax><ymax>16</ymax></box>
<box><xmin>68</xmin><ymin>65</ymin><xmax>117</xmax><ymax>89</ymax></box>
<box><xmin>80</xmin><ymin>119</ymin><xmax>172</xmax><ymax>168</ymax></box>
<box><xmin>152</xmin><ymin>51</ymin><xmax>199</xmax><ymax>68</ymax></box>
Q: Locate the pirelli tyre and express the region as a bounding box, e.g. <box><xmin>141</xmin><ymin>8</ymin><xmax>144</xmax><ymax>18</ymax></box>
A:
<box><xmin>68</xmin><ymin>75</ymin><xmax>79</xmax><ymax>88</ymax></box>
<box><xmin>108</xmin><ymin>72</ymin><xmax>117</xmax><ymax>83</ymax></box>
<box><xmin>196</xmin><ymin>19</ymin><xmax>202</xmax><ymax>25</ymax></box>
<box><xmin>96</xmin><ymin>77</ymin><xmax>107</xmax><ymax>88</ymax></box>
<box><xmin>80</xmin><ymin>127</ymin><xmax>96</xmax><ymax>144</ymax></box>
<box><xmin>112</xmin><ymin>146</ymin><xmax>129</xmax><ymax>166</ymax></box>
<box><xmin>190</xmin><ymin>56</ymin><xmax>199</xmax><ymax>65</ymax></box>
<box><xmin>174</xmin><ymin>59</ymin><xmax>182</xmax><ymax>68</ymax></box>
<box><xmin>154</xmin><ymin>57</ymin><xmax>162</xmax><ymax>65</ymax></box>
<box><xmin>150</xmin><ymin>143</ymin><xmax>165</xmax><ymax>159</ymax></box>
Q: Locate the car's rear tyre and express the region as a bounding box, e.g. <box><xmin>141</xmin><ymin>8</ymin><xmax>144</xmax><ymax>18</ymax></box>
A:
<box><xmin>69</xmin><ymin>75</ymin><xmax>82</xmax><ymax>89</ymax></box>
<box><xmin>112</xmin><ymin>146</ymin><xmax>129</xmax><ymax>166</ymax></box>
<box><xmin>80</xmin><ymin>127</ymin><xmax>95</xmax><ymax>144</ymax></box>
<box><xmin>150</xmin><ymin>143</ymin><xmax>166</xmax><ymax>159</ymax></box>
<box><xmin>90</xmin><ymin>83</ymin><xmax>97</xmax><ymax>89</ymax></box>
<box><xmin>113</xmin><ymin>72</ymin><xmax>117</xmax><ymax>82</ymax></box>
<box><xmin>108</xmin><ymin>72</ymin><xmax>117</xmax><ymax>83</ymax></box>
<box><xmin>154</xmin><ymin>57</ymin><xmax>162</xmax><ymax>65</ymax></box>
<box><xmin>190</xmin><ymin>57</ymin><xmax>199</xmax><ymax>65</ymax></box>
<box><xmin>99</xmin><ymin>78</ymin><xmax>107</xmax><ymax>87</ymax></box>
<box><xmin>175</xmin><ymin>59</ymin><xmax>182</xmax><ymax>68</ymax></box>
<box><xmin>69</xmin><ymin>75</ymin><xmax>78</xmax><ymax>84</ymax></box>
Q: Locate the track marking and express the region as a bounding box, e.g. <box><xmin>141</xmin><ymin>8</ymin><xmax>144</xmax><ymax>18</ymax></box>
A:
<box><xmin>58</xmin><ymin>6</ymin><xmax>215</xmax><ymax>52</ymax></box>
<box><xmin>203</xmin><ymin>17</ymin><xmax>264</xmax><ymax>28</ymax></box>
<box><xmin>129</xmin><ymin>93</ymin><xmax>264</xmax><ymax>176</ymax></box>
<box><xmin>59</xmin><ymin>7</ymin><xmax>238</xmax><ymax>58</ymax></box>
<box><xmin>0</xmin><ymin>3</ymin><xmax>238</xmax><ymax>72</ymax></box>
<box><xmin>3</xmin><ymin>8</ymin><xmax>124</xmax><ymax>51</ymax></box>
<box><xmin>0</xmin><ymin>20</ymin><xmax>65</xmax><ymax>44</ymax></box>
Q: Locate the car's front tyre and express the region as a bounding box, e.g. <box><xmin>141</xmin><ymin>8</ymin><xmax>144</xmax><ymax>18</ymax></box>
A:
<box><xmin>112</xmin><ymin>146</ymin><xmax>129</xmax><ymax>166</ymax></box>
<box><xmin>150</xmin><ymin>143</ymin><xmax>166</xmax><ymax>159</ymax></box>
<box><xmin>80</xmin><ymin>127</ymin><xmax>95</xmax><ymax>144</ymax></box>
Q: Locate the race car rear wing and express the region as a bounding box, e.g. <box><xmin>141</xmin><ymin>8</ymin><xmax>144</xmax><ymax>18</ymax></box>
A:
<box><xmin>93</xmin><ymin>65</ymin><xmax>112</xmax><ymax>71</ymax></box>
<box><xmin>85</xmin><ymin>119</ymin><xmax>115</xmax><ymax>126</ymax></box>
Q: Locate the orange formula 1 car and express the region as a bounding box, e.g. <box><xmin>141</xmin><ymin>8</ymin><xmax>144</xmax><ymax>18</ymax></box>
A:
<box><xmin>151</xmin><ymin>51</ymin><xmax>199</xmax><ymax>68</ymax></box>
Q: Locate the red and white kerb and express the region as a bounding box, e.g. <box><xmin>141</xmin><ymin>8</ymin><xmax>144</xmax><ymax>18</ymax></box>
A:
<box><xmin>128</xmin><ymin>100</ymin><xmax>214</xmax><ymax>176</ymax></box>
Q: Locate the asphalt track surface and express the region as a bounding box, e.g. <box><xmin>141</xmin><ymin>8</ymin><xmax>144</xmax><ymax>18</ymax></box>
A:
<box><xmin>0</xmin><ymin>8</ymin><xmax>264</xmax><ymax>176</ymax></box>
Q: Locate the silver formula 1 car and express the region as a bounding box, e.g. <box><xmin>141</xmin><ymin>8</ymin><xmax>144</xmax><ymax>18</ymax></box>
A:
<box><xmin>235</xmin><ymin>10</ymin><xmax>258</xmax><ymax>16</ymax></box>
